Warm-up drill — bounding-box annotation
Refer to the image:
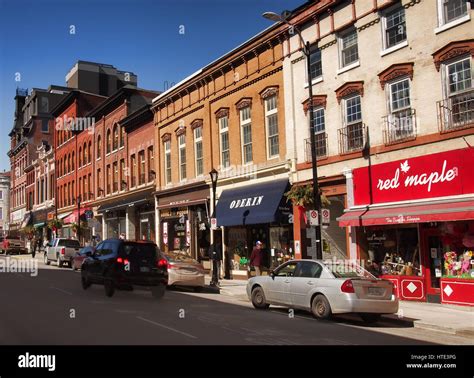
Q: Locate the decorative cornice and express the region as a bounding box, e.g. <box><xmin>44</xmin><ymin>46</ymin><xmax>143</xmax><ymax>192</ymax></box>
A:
<box><xmin>378</xmin><ymin>62</ymin><xmax>414</xmax><ymax>89</ymax></box>
<box><xmin>175</xmin><ymin>126</ymin><xmax>186</xmax><ymax>137</ymax></box>
<box><xmin>235</xmin><ymin>97</ymin><xmax>252</xmax><ymax>110</ymax></box>
<box><xmin>161</xmin><ymin>132</ymin><xmax>171</xmax><ymax>142</ymax></box>
<box><xmin>335</xmin><ymin>81</ymin><xmax>364</xmax><ymax>103</ymax></box>
<box><xmin>190</xmin><ymin>119</ymin><xmax>203</xmax><ymax>130</ymax></box>
<box><xmin>260</xmin><ymin>86</ymin><xmax>279</xmax><ymax>100</ymax></box>
<box><xmin>302</xmin><ymin>95</ymin><xmax>327</xmax><ymax>114</ymax></box>
<box><xmin>432</xmin><ymin>39</ymin><xmax>474</xmax><ymax>71</ymax></box>
<box><xmin>215</xmin><ymin>107</ymin><xmax>229</xmax><ymax>119</ymax></box>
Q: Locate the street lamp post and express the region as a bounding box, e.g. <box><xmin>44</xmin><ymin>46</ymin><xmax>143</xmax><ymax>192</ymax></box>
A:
<box><xmin>209</xmin><ymin>168</ymin><xmax>219</xmax><ymax>285</ymax></box>
<box><xmin>76</xmin><ymin>195</ymin><xmax>81</xmax><ymax>243</ymax></box>
<box><xmin>263</xmin><ymin>11</ymin><xmax>323</xmax><ymax>259</ymax></box>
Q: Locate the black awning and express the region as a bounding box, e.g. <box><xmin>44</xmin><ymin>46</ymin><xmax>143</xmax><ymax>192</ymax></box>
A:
<box><xmin>97</xmin><ymin>191</ymin><xmax>153</xmax><ymax>213</ymax></box>
<box><xmin>215</xmin><ymin>179</ymin><xmax>289</xmax><ymax>227</ymax></box>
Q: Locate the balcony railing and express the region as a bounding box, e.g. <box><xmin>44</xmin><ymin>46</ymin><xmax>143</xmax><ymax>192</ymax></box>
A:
<box><xmin>338</xmin><ymin>123</ymin><xmax>366</xmax><ymax>155</ymax></box>
<box><xmin>305</xmin><ymin>133</ymin><xmax>328</xmax><ymax>163</ymax></box>
<box><xmin>383</xmin><ymin>108</ymin><xmax>417</xmax><ymax>145</ymax></box>
<box><xmin>437</xmin><ymin>89</ymin><xmax>474</xmax><ymax>133</ymax></box>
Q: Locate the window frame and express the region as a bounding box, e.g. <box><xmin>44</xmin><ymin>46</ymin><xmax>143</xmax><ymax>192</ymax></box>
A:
<box><xmin>443</xmin><ymin>56</ymin><xmax>473</xmax><ymax>98</ymax></box>
<box><xmin>338</xmin><ymin>28</ymin><xmax>359</xmax><ymax>69</ymax></box>
<box><xmin>164</xmin><ymin>140</ymin><xmax>172</xmax><ymax>185</ymax></box>
<box><xmin>437</xmin><ymin>0</ymin><xmax>470</xmax><ymax>27</ymax></box>
<box><xmin>194</xmin><ymin>127</ymin><xmax>204</xmax><ymax>177</ymax></box>
<box><xmin>381</xmin><ymin>6</ymin><xmax>407</xmax><ymax>52</ymax></box>
<box><xmin>219</xmin><ymin>116</ymin><xmax>230</xmax><ymax>169</ymax></box>
<box><xmin>264</xmin><ymin>95</ymin><xmax>279</xmax><ymax>159</ymax></box>
<box><xmin>178</xmin><ymin>134</ymin><xmax>187</xmax><ymax>181</ymax></box>
<box><xmin>240</xmin><ymin>106</ymin><xmax>253</xmax><ymax>165</ymax></box>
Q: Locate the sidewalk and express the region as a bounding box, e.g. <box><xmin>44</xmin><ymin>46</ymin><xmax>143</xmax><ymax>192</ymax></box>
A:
<box><xmin>205</xmin><ymin>276</ymin><xmax>474</xmax><ymax>337</ymax></box>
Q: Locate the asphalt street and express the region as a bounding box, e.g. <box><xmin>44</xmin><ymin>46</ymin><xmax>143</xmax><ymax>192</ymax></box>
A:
<box><xmin>0</xmin><ymin>254</ymin><xmax>436</xmax><ymax>345</ymax></box>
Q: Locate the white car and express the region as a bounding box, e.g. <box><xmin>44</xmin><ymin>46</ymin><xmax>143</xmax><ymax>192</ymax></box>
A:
<box><xmin>246</xmin><ymin>259</ymin><xmax>398</xmax><ymax>323</ymax></box>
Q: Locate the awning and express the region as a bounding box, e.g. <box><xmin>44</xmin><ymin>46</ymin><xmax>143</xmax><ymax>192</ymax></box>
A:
<box><xmin>215</xmin><ymin>179</ymin><xmax>289</xmax><ymax>227</ymax></box>
<box><xmin>97</xmin><ymin>192</ymin><xmax>153</xmax><ymax>213</ymax></box>
<box><xmin>58</xmin><ymin>212</ymin><xmax>72</xmax><ymax>220</ymax></box>
<box><xmin>63</xmin><ymin>207</ymin><xmax>92</xmax><ymax>224</ymax></box>
<box><xmin>156</xmin><ymin>186</ymin><xmax>209</xmax><ymax>210</ymax></box>
<box><xmin>338</xmin><ymin>199</ymin><xmax>474</xmax><ymax>227</ymax></box>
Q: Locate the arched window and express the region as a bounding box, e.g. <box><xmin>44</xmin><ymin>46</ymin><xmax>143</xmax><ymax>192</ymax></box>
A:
<box><xmin>67</xmin><ymin>154</ymin><xmax>71</xmax><ymax>173</ymax></box>
<box><xmin>78</xmin><ymin>147</ymin><xmax>82</xmax><ymax>167</ymax></box>
<box><xmin>113</xmin><ymin>124</ymin><xmax>118</xmax><ymax>150</ymax></box>
<box><xmin>88</xmin><ymin>141</ymin><xmax>92</xmax><ymax>163</ymax></box>
<box><xmin>58</xmin><ymin>159</ymin><xmax>61</xmax><ymax>177</ymax></box>
<box><xmin>106</xmin><ymin>129</ymin><xmax>111</xmax><ymax>153</ymax></box>
<box><xmin>72</xmin><ymin>151</ymin><xmax>75</xmax><ymax>170</ymax></box>
<box><xmin>83</xmin><ymin>142</ymin><xmax>87</xmax><ymax>165</ymax></box>
<box><xmin>97</xmin><ymin>135</ymin><xmax>101</xmax><ymax>159</ymax></box>
<box><xmin>119</xmin><ymin>126</ymin><xmax>125</xmax><ymax>148</ymax></box>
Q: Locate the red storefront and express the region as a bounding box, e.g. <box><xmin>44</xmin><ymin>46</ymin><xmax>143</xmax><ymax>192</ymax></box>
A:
<box><xmin>339</xmin><ymin>147</ymin><xmax>474</xmax><ymax>306</ymax></box>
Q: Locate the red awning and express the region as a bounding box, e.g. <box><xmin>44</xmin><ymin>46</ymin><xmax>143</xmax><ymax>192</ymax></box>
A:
<box><xmin>338</xmin><ymin>199</ymin><xmax>474</xmax><ymax>227</ymax></box>
<box><xmin>63</xmin><ymin>208</ymin><xmax>91</xmax><ymax>224</ymax></box>
<box><xmin>337</xmin><ymin>209</ymin><xmax>367</xmax><ymax>227</ymax></box>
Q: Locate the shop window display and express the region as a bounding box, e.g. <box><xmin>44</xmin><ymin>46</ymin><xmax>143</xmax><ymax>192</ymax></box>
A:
<box><xmin>439</xmin><ymin>222</ymin><xmax>474</xmax><ymax>280</ymax></box>
<box><xmin>363</xmin><ymin>227</ymin><xmax>421</xmax><ymax>277</ymax></box>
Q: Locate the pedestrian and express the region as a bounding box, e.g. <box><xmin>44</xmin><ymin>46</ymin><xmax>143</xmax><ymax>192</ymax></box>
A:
<box><xmin>2</xmin><ymin>237</ymin><xmax>9</xmax><ymax>255</ymax></box>
<box><xmin>31</xmin><ymin>236</ymin><xmax>37</xmax><ymax>259</ymax></box>
<box><xmin>209</xmin><ymin>235</ymin><xmax>223</xmax><ymax>286</ymax></box>
<box><xmin>250</xmin><ymin>241</ymin><xmax>263</xmax><ymax>276</ymax></box>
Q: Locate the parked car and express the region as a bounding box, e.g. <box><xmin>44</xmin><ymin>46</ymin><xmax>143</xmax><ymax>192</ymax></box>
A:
<box><xmin>1</xmin><ymin>236</ymin><xmax>28</xmax><ymax>255</ymax></box>
<box><xmin>247</xmin><ymin>259</ymin><xmax>398</xmax><ymax>323</ymax></box>
<box><xmin>81</xmin><ymin>239</ymin><xmax>168</xmax><ymax>298</ymax></box>
<box><xmin>44</xmin><ymin>238</ymin><xmax>81</xmax><ymax>267</ymax></box>
<box><xmin>71</xmin><ymin>246</ymin><xmax>95</xmax><ymax>271</ymax></box>
<box><xmin>162</xmin><ymin>251</ymin><xmax>205</xmax><ymax>291</ymax></box>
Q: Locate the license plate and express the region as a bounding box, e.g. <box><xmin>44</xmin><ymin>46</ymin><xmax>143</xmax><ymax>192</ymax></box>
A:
<box><xmin>368</xmin><ymin>287</ymin><xmax>383</xmax><ymax>295</ymax></box>
<box><xmin>140</xmin><ymin>267</ymin><xmax>150</xmax><ymax>272</ymax></box>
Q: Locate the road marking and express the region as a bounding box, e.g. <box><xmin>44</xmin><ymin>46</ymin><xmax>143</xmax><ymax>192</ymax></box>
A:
<box><xmin>136</xmin><ymin>316</ymin><xmax>197</xmax><ymax>339</ymax></box>
<box><xmin>50</xmin><ymin>286</ymin><xmax>73</xmax><ymax>295</ymax></box>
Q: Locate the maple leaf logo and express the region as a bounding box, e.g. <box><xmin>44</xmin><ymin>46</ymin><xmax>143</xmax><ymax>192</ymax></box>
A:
<box><xmin>400</xmin><ymin>160</ymin><xmax>410</xmax><ymax>173</ymax></box>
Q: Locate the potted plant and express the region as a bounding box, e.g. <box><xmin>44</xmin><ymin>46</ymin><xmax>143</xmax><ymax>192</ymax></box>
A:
<box><xmin>285</xmin><ymin>184</ymin><xmax>331</xmax><ymax>219</ymax></box>
<box><xmin>47</xmin><ymin>218</ymin><xmax>63</xmax><ymax>232</ymax></box>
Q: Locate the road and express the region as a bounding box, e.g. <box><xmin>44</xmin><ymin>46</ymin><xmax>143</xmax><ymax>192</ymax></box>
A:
<box><xmin>0</xmin><ymin>254</ymin><xmax>461</xmax><ymax>345</ymax></box>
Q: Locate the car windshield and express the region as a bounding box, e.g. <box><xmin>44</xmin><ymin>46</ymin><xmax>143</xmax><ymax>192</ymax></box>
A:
<box><xmin>322</xmin><ymin>260</ymin><xmax>376</xmax><ymax>279</ymax></box>
<box><xmin>58</xmin><ymin>239</ymin><xmax>81</xmax><ymax>248</ymax></box>
<box><xmin>163</xmin><ymin>252</ymin><xmax>197</xmax><ymax>264</ymax></box>
<box><xmin>120</xmin><ymin>242</ymin><xmax>158</xmax><ymax>260</ymax></box>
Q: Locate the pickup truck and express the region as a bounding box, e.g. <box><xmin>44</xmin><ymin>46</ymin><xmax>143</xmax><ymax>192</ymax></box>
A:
<box><xmin>44</xmin><ymin>238</ymin><xmax>82</xmax><ymax>268</ymax></box>
<box><xmin>1</xmin><ymin>237</ymin><xmax>28</xmax><ymax>255</ymax></box>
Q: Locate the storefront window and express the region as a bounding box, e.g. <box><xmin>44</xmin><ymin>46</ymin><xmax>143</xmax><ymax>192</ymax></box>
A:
<box><xmin>361</xmin><ymin>226</ymin><xmax>421</xmax><ymax>277</ymax></box>
<box><xmin>227</xmin><ymin>227</ymin><xmax>248</xmax><ymax>271</ymax></box>
<box><xmin>438</xmin><ymin>221</ymin><xmax>474</xmax><ymax>280</ymax></box>
<box><xmin>269</xmin><ymin>226</ymin><xmax>293</xmax><ymax>268</ymax></box>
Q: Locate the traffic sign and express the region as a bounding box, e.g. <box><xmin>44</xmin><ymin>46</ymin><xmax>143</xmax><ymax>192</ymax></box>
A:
<box><xmin>309</xmin><ymin>210</ymin><xmax>319</xmax><ymax>226</ymax></box>
<box><xmin>322</xmin><ymin>209</ymin><xmax>330</xmax><ymax>225</ymax></box>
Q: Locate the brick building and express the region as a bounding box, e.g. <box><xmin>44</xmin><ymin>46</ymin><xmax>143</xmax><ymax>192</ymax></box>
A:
<box><xmin>0</xmin><ymin>171</ymin><xmax>11</xmax><ymax>236</ymax></box>
<box><xmin>152</xmin><ymin>19</ymin><xmax>291</xmax><ymax>277</ymax></box>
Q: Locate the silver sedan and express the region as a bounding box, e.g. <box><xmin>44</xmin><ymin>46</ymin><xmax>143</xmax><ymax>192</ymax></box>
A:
<box><xmin>246</xmin><ymin>259</ymin><xmax>398</xmax><ymax>323</ymax></box>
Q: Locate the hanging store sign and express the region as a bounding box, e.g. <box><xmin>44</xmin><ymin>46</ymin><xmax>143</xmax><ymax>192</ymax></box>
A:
<box><xmin>353</xmin><ymin>148</ymin><xmax>474</xmax><ymax>206</ymax></box>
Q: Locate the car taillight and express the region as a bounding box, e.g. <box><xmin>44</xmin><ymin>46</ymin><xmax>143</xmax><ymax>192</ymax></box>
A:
<box><xmin>157</xmin><ymin>258</ymin><xmax>168</xmax><ymax>268</ymax></box>
<box><xmin>341</xmin><ymin>279</ymin><xmax>355</xmax><ymax>293</ymax></box>
<box><xmin>116</xmin><ymin>257</ymin><xmax>123</xmax><ymax>264</ymax></box>
<box><xmin>60</xmin><ymin>247</ymin><xmax>66</xmax><ymax>255</ymax></box>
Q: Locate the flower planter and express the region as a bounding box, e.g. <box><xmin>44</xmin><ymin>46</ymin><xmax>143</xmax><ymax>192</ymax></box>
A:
<box><xmin>379</xmin><ymin>274</ymin><xmax>426</xmax><ymax>301</ymax></box>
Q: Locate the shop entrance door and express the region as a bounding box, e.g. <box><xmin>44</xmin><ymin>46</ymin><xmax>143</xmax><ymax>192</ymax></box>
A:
<box><xmin>421</xmin><ymin>229</ymin><xmax>442</xmax><ymax>303</ymax></box>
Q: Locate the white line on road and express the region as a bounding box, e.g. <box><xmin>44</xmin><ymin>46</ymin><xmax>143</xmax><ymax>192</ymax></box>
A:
<box><xmin>50</xmin><ymin>286</ymin><xmax>73</xmax><ymax>295</ymax></box>
<box><xmin>136</xmin><ymin>316</ymin><xmax>197</xmax><ymax>339</ymax></box>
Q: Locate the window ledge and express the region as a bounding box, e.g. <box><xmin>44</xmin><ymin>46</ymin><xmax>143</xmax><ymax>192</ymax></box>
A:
<box><xmin>304</xmin><ymin>76</ymin><xmax>323</xmax><ymax>88</ymax></box>
<box><xmin>380</xmin><ymin>41</ymin><xmax>408</xmax><ymax>57</ymax></box>
<box><xmin>337</xmin><ymin>61</ymin><xmax>360</xmax><ymax>75</ymax></box>
<box><xmin>435</xmin><ymin>14</ymin><xmax>470</xmax><ymax>34</ymax></box>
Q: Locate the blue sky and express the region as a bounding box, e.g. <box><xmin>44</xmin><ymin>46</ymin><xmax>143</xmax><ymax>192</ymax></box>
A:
<box><xmin>0</xmin><ymin>0</ymin><xmax>302</xmax><ymax>170</ymax></box>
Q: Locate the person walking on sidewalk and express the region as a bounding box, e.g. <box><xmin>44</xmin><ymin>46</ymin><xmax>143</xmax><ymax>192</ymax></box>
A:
<box><xmin>250</xmin><ymin>241</ymin><xmax>263</xmax><ymax>276</ymax></box>
<box><xmin>209</xmin><ymin>235</ymin><xmax>223</xmax><ymax>286</ymax></box>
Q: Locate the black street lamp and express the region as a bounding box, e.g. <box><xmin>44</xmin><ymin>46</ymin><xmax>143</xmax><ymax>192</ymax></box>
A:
<box><xmin>75</xmin><ymin>195</ymin><xmax>82</xmax><ymax>243</ymax></box>
<box><xmin>209</xmin><ymin>168</ymin><xmax>219</xmax><ymax>285</ymax></box>
<box><xmin>263</xmin><ymin>10</ymin><xmax>323</xmax><ymax>259</ymax></box>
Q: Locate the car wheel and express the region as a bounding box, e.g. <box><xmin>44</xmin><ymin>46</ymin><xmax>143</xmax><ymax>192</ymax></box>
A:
<box><xmin>44</xmin><ymin>254</ymin><xmax>50</xmax><ymax>265</ymax></box>
<box><xmin>151</xmin><ymin>284</ymin><xmax>166</xmax><ymax>299</ymax></box>
<box><xmin>360</xmin><ymin>313</ymin><xmax>381</xmax><ymax>324</ymax></box>
<box><xmin>311</xmin><ymin>294</ymin><xmax>332</xmax><ymax>320</ymax></box>
<box><xmin>104</xmin><ymin>279</ymin><xmax>115</xmax><ymax>297</ymax></box>
<box><xmin>57</xmin><ymin>256</ymin><xmax>63</xmax><ymax>268</ymax></box>
<box><xmin>81</xmin><ymin>273</ymin><xmax>91</xmax><ymax>290</ymax></box>
<box><xmin>251</xmin><ymin>286</ymin><xmax>270</xmax><ymax>310</ymax></box>
<box><xmin>193</xmin><ymin>286</ymin><xmax>203</xmax><ymax>293</ymax></box>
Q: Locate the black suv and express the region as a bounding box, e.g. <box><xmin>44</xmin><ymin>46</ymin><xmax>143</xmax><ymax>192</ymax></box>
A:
<box><xmin>81</xmin><ymin>239</ymin><xmax>168</xmax><ymax>298</ymax></box>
